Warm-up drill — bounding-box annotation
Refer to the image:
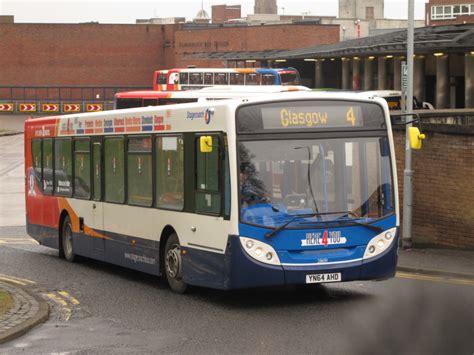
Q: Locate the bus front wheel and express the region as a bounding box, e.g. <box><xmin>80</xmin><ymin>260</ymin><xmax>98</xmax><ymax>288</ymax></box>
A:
<box><xmin>164</xmin><ymin>233</ymin><xmax>187</xmax><ymax>293</ymax></box>
<box><xmin>62</xmin><ymin>215</ymin><xmax>76</xmax><ymax>262</ymax></box>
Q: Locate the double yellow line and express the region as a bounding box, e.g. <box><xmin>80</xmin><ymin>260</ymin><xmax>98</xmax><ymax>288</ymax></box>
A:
<box><xmin>45</xmin><ymin>291</ymin><xmax>80</xmax><ymax>321</ymax></box>
<box><xmin>0</xmin><ymin>273</ymin><xmax>36</xmax><ymax>286</ymax></box>
<box><xmin>396</xmin><ymin>271</ymin><xmax>474</xmax><ymax>287</ymax></box>
<box><xmin>0</xmin><ymin>237</ymin><xmax>39</xmax><ymax>245</ymax></box>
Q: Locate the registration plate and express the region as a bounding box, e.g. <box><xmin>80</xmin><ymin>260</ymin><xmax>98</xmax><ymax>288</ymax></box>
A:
<box><xmin>305</xmin><ymin>272</ymin><xmax>341</xmax><ymax>284</ymax></box>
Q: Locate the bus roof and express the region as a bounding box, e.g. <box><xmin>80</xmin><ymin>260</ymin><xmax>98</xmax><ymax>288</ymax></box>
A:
<box><xmin>115</xmin><ymin>86</ymin><xmax>310</xmax><ymax>99</ymax></box>
<box><xmin>155</xmin><ymin>67</ymin><xmax>299</xmax><ymax>74</ymax></box>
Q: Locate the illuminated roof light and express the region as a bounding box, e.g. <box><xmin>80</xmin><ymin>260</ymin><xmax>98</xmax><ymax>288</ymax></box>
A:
<box><xmin>368</xmin><ymin>56</ymin><xmax>375</xmax><ymax>60</ymax></box>
<box><xmin>385</xmin><ymin>55</ymin><xmax>394</xmax><ymax>59</ymax></box>
<box><xmin>433</xmin><ymin>52</ymin><xmax>445</xmax><ymax>57</ymax></box>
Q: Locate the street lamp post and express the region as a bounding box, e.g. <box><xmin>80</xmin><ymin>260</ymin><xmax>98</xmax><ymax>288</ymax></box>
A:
<box><xmin>402</xmin><ymin>0</ymin><xmax>415</xmax><ymax>249</ymax></box>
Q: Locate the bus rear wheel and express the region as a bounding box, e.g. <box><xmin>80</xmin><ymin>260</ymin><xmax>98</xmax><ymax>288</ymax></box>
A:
<box><xmin>62</xmin><ymin>215</ymin><xmax>76</xmax><ymax>262</ymax></box>
<box><xmin>164</xmin><ymin>233</ymin><xmax>187</xmax><ymax>293</ymax></box>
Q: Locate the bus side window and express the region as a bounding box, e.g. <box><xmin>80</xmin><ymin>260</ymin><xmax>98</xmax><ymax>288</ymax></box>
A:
<box><xmin>104</xmin><ymin>137</ymin><xmax>125</xmax><ymax>203</ymax></box>
<box><xmin>31</xmin><ymin>139</ymin><xmax>42</xmax><ymax>189</ymax></box>
<box><xmin>74</xmin><ymin>138</ymin><xmax>91</xmax><ymax>199</ymax></box>
<box><xmin>230</xmin><ymin>73</ymin><xmax>244</xmax><ymax>85</ymax></box>
<box><xmin>54</xmin><ymin>138</ymin><xmax>73</xmax><ymax>196</ymax></box>
<box><xmin>92</xmin><ymin>142</ymin><xmax>102</xmax><ymax>201</ymax></box>
<box><xmin>215</xmin><ymin>73</ymin><xmax>228</xmax><ymax>85</ymax></box>
<box><xmin>190</xmin><ymin>73</ymin><xmax>203</xmax><ymax>85</ymax></box>
<box><xmin>179</xmin><ymin>72</ymin><xmax>189</xmax><ymax>85</ymax></box>
<box><xmin>195</xmin><ymin>135</ymin><xmax>221</xmax><ymax>215</ymax></box>
<box><xmin>127</xmin><ymin>136</ymin><xmax>152</xmax><ymax>207</ymax></box>
<box><xmin>42</xmin><ymin>138</ymin><xmax>54</xmax><ymax>195</ymax></box>
<box><xmin>262</xmin><ymin>74</ymin><xmax>275</xmax><ymax>85</ymax></box>
<box><xmin>156</xmin><ymin>135</ymin><xmax>184</xmax><ymax>210</ymax></box>
<box><xmin>245</xmin><ymin>73</ymin><xmax>261</xmax><ymax>85</ymax></box>
<box><xmin>204</xmin><ymin>72</ymin><xmax>214</xmax><ymax>85</ymax></box>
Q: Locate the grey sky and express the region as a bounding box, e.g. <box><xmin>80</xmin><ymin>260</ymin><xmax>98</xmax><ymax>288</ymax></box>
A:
<box><xmin>1</xmin><ymin>0</ymin><xmax>428</xmax><ymax>24</ymax></box>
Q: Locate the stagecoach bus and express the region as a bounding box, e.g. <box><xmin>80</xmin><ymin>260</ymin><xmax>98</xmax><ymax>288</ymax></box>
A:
<box><xmin>25</xmin><ymin>91</ymin><xmax>399</xmax><ymax>293</ymax></box>
<box><xmin>153</xmin><ymin>67</ymin><xmax>301</xmax><ymax>91</ymax></box>
<box><xmin>114</xmin><ymin>85</ymin><xmax>311</xmax><ymax>109</ymax></box>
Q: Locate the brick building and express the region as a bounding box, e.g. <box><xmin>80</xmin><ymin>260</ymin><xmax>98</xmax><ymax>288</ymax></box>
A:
<box><xmin>211</xmin><ymin>5</ymin><xmax>241</xmax><ymax>24</ymax></box>
<box><xmin>426</xmin><ymin>0</ymin><xmax>474</xmax><ymax>26</ymax></box>
<box><xmin>0</xmin><ymin>20</ymin><xmax>339</xmax><ymax>96</ymax></box>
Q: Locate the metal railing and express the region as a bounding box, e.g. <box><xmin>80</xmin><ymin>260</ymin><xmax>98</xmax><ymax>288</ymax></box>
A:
<box><xmin>0</xmin><ymin>85</ymin><xmax>150</xmax><ymax>114</ymax></box>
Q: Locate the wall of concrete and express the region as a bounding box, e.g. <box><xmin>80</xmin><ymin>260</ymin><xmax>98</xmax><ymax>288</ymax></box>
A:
<box><xmin>394</xmin><ymin>126</ymin><xmax>474</xmax><ymax>249</ymax></box>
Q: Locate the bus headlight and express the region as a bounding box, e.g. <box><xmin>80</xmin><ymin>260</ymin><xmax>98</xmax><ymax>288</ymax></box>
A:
<box><xmin>239</xmin><ymin>237</ymin><xmax>281</xmax><ymax>266</ymax></box>
<box><xmin>363</xmin><ymin>227</ymin><xmax>397</xmax><ymax>260</ymax></box>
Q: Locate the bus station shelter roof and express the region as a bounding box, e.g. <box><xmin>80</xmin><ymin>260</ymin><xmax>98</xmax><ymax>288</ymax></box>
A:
<box><xmin>190</xmin><ymin>24</ymin><xmax>474</xmax><ymax>61</ymax></box>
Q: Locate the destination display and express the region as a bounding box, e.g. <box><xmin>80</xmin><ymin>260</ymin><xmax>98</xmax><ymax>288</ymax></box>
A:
<box><xmin>236</xmin><ymin>100</ymin><xmax>385</xmax><ymax>133</ymax></box>
<box><xmin>261</xmin><ymin>105</ymin><xmax>362</xmax><ymax>130</ymax></box>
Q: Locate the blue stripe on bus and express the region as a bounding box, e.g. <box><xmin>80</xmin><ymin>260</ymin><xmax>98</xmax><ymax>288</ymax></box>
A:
<box><xmin>142</xmin><ymin>126</ymin><xmax>153</xmax><ymax>131</ymax></box>
<box><xmin>104</xmin><ymin>127</ymin><xmax>114</xmax><ymax>133</ymax></box>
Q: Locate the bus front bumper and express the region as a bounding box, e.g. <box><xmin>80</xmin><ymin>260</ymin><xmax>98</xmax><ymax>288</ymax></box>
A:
<box><xmin>223</xmin><ymin>234</ymin><xmax>399</xmax><ymax>290</ymax></box>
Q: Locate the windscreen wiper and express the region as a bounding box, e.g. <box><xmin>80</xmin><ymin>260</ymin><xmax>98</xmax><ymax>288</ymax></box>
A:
<box><xmin>265</xmin><ymin>212</ymin><xmax>320</xmax><ymax>240</ymax></box>
<box><xmin>335</xmin><ymin>218</ymin><xmax>383</xmax><ymax>233</ymax></box>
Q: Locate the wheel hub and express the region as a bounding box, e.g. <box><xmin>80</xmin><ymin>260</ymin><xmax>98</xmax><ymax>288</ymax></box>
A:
<box><xmin>166</xmin><ymin>245</ymin><xmax>181</xmax><ymax>279</ymax></box>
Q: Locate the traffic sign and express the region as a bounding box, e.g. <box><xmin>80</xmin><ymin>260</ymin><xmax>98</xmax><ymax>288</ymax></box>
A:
<box><xmin>41</xmin><ymin>103</ymin><xmax>60</xmax><ymax>112</ymax></box>
<box><xmin>401</xmin><ymin>61</ymin><xmax>408</xmax><ymax>92</ymax></box>
<box><xmin>0</xmin><ymin>103</ymin><xmax>14</xmax><ymax>112</ymax></box>
<box><xmin>86</xmin><ymin>103</ymin><xmax>103</xmax><ymax>112</ymax></box>
<box><xmin>63</xmin><ymin>104</ymin><xmax>81</xmax><ymax>113</ymax></box>
<box><xmin>20</xmin><ymin>103</ymin><xmax>37</xmax><ymax>112</ymax></box>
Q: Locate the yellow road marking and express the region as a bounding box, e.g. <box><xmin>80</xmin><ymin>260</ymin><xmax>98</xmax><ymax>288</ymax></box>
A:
<box><xmin>46</xmin><ymin>292</ymin><xmax>72</xmax><ymax>321</ymax></box>
<box><xmin>396</xmin><ymin>271</ymin><xmax>474</xmax><ymax>286</ymax></box>
<box><xmin>58</xmin><ymin>290</ymin><xmax>80</xmax><ymax>305</ymax></box>
<box><xmin>0</xmin><ymin>273</ymin><xmax>36</xmax><ymax>285</ymax></box>
<box><xmin>0</xmin><ymin>238</ymin><xmax>39</xmax><ymax>245</ymax></box>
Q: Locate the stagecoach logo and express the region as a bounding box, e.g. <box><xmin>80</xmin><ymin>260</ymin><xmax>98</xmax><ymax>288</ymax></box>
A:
<box><xmin>302</xmin><ymin>230</ymin><xmax>347</xmax><ymax>247</ymax></box>
<box><xmin>204</xmin><ymin>108</ymin><xmax>213</xmax><ymax>124</ymax></box>
<box><xmin>186</xmin><ymin>108</ymin><xmax>213</xmax><ymax>125</ymax></box>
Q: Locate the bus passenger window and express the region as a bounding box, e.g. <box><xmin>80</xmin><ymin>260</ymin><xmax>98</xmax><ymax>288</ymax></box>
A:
<box><xmin>229</xmin><ymin>73</ymin><xmax>244</xmax><ymax>85</ymax></box>
<box><xmin>262</xmin><ymin>74</ymin><xmax>275</xmax><ymax>85</ymax></box>
<box><xmin>204</xmin><ymin>73</ymin><xmax>214</xmax><ymax>85</ymax></box>
<box><xmin>127</xmin><ymin>136</ymin><xmax>152</xmax><ymax>207</ymax></box>
<box><xmin>157</xmin><ymin>72</ymin><xmax>167</xmax><ymax>85</ymax></box>
<box><xmin>104</xmin><ymin>137</ymin><xmax>125</xmax><ymax>203</ymax></box>
<box><xmin>54</xmin><ymin>138</ymin><xmax>73</xmax><ymax>196</ymax></box>
<box><xmin>245</xmin><ymin>73</ymin><xmax>261</xmax><ymax>85</ymax></box>
<box><xmin>92</xmin><ymin>143</ymin><xmax>101</xmax><ymax>201</ymax></box>
<box><xmin>179</xmin><ymin>72</ymin><xmax>189</xmax><ymax>85</ymax></box>
<box><xmin>74</xmin><ymin>138</ymin><xmax>91</xmax><ymax>199</ymax></box>
<box><xmin>42</xmin><ymin>139</ymin><xmax>53</xmax><ymax>195</ymax></box>
<box><xmin>215</xmin><ymin>73</ymin><xmax>228</xmax><ymax>85</ymax></box>
<box><xmin>196</xmin><ymin>135</ymin><xmax>221</xmax><ymax>215</ymax></box>
<box><xmin>189</xmin><ymin>73</ymin><xmax>203</xmax><ymax>85</ymax></box>
<box><xmin>31</xmin><ymin>139</ymin><xmax>42</xmax><ymax>187</ymax></box>
<box><xmin>156</xmin><ymin>136</ymin><xmax>184</xmax><ymax>210</ymax></box>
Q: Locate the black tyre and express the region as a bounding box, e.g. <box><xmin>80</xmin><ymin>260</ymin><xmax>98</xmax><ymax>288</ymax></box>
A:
<box><xmin>62</xmin><ymin>215</ymin><xmax>76</xmax><ymax>262</ymax></box>
<box><xmin>164</xmin><ymin>233</ymin><xmax>187</xmax><ymax>293</ymax></box>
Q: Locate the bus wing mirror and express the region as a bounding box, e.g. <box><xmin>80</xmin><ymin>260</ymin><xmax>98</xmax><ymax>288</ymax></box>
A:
<box><xmin>200</xmin><ymin>136</ymin><xmax>213</xmax><ymax>153</ymax></box>
<box><xmin>408</xmin><ymin>127</ymin><xmax>426</xmax><ymax>150</ymax></box>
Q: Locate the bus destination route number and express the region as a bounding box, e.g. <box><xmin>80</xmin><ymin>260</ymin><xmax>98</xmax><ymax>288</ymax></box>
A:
<box><xmin>262</xmin><ymin>105</ymin><xmax>363</xmax><ymax>130</ymax></box>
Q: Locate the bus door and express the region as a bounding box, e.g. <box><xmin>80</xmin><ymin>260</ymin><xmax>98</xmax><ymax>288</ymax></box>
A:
<box><xmin>91</xmin><ymin>140</ymin><xmax>105</xmax><ymax>256</ymax></box>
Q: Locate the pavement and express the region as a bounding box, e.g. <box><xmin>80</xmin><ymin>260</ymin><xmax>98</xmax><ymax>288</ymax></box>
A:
<box><xmin>0</xmin><ymin>245</ymin><xmax>473</xmax><ymax>345</ymax></box>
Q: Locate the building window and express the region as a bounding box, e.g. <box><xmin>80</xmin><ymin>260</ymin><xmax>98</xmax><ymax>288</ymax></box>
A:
<box><xmin>366</xmin><ymin>6</ymin><xmax>374</xmax><ymax>20</ymax></box>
